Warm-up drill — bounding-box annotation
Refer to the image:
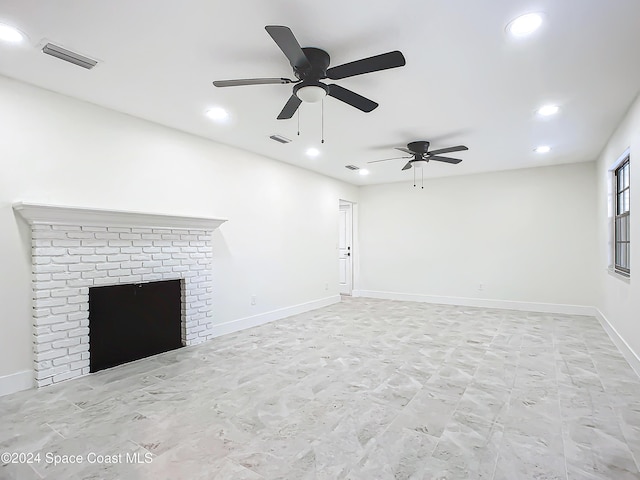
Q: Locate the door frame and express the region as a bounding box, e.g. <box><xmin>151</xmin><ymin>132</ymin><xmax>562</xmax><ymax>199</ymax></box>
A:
<box><xmin>338</xmin><ymin>200</ymin><xmax>355</xmax><ymax>295</ymax></box>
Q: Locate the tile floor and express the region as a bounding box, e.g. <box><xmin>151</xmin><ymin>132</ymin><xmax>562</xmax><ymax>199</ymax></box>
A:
<box><xmin>1</xmin><ymin>297</ymin><xmax>640</xmax><ymax>479</ymax></box>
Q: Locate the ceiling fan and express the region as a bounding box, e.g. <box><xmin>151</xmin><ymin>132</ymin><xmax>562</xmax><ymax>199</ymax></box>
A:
<box><xmin>369</xmin><ymin>141</ymin><xmax>468</xmax><ymax>170</ymax></box>
<box><xmin>213</xmin><ymin>26</ymin><xmax>406</xmax><ymax>120</ymax></box>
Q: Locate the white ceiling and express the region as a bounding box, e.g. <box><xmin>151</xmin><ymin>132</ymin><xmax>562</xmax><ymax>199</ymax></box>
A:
<box><xmin>1</xmin><ymin>0</ymin><xmax>640</xmax><ymax>185</ymax></box>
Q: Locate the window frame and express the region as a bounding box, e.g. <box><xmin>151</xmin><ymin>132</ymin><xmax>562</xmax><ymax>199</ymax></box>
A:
<box><xmin>611</xmin><ymin>152</ymin><xmax>630</xmax><ymax>277</ymax></box>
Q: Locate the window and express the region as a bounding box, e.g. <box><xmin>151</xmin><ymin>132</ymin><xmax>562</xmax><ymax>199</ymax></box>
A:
<box><xmin>614</xmin><ymin>156</ymin><xmax>630</xmax><ymax>275</ymax></box>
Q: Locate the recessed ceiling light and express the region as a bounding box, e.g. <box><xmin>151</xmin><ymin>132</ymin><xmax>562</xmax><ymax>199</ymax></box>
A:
<box><xmin>535</xmin><ymin>145</ymin><xmax>551</xmax><ymax>154</ymax></box>
<box><xmin>306</xmin><ymin>147</ymin><xmax>320</xmax><ymax>158</ymax></box>
<box><xmin>0</xmin><ymin>23</ymin><xmax>25</xmax><ymax>44</ymax></box>
<box><xmin>358</xmin><ymin>169</ymin><xmax>370</xmax><ymax>176</ymax></box>
<box><xmin>507</xmin><ymin>13</ymin><xmax>543</xmax><ymax>37</ymax></box>
<box><xmin>205</xmin><ymin>107</ymin><xmax>229</xmax><ymax>122</ymax></box>
<box><xmin>537</xmin><ymin>104</ymin><xmax>559</xmax><ymax>116</ymax></box>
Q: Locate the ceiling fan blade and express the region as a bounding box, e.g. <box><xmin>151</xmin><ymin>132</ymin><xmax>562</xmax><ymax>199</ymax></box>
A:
<box><xmin>213</xmin><ymin>78</ymin><xmax>294</xmax><ymax>87</ymax></box>
<box><xmin>394</xmin><ymin>147</ymin><xmax>413</xmax><ymax>155</ymax></box>
<box><xmin>327</xmin><ymin>84</ymin><xmax>378</xmax><ymax>112</ymax></box>
<box><xmin>367</xmin><ymin>156</ymin><xmax>411</xmax><ymax>164</ymax></box>
<box><xmin>326</xmin><ymin>51</ymin><xmax>406</xmax><ymax>80</ymax></box>
<box><xmin>428</xmin><ymin>145</ymin><xmax>468</xmax><ymax>156</ymax></box>
<box><xmin>401</xmin><ymin>161</ymin><xmax>413</xmax><ymax>171</ymax></box>
<box><xmin>429</xmin><ymin>156</ymin><xmax>462</xmax><ymax>164</ymax></box>
<box><xmin>277</xmin><ymin>94</ymin><xmax>302</xmax><ymax>120</ymax></box>
<box><xmin>265</xmin><ymin>26</ymin><xmax>311</xmax><ymax>70</ymax></box>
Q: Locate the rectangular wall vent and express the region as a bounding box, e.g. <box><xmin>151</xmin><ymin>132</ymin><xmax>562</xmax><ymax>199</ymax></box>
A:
<box><xmin>42</xmin><ymin>43</ymin><xmax>98</xmax><ymax>69</ymax></box>
<box><xmin>345</xmin><ymin>165</ymin><xmax>360</xmax><ymax>170</ymax></box>
<box><xmin>269</xmin><ymin>134</ymin><xmax>291</xmax><ymax>144</ymax></box>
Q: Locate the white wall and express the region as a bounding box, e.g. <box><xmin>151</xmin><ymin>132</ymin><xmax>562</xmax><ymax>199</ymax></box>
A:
<box><xmin>357</xmin><ymin>162</ymin><xmax>598</xmax><ymax>309</ymax></box>
<box><xmin>596</xmin><ymin>92</ymin><xmax>640</xmax><ymax>363</ymax></box>
<box><xmin>0</xmin><ymin>75</ymin><xmax>358</xmax><ymax>383</ymax></box>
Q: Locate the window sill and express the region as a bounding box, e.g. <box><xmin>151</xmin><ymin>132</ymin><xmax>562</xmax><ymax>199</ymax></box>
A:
<box><xmin>607</xmin><ymin>267</ymin><xmax>631</xmax><ymax>284</ymax></box>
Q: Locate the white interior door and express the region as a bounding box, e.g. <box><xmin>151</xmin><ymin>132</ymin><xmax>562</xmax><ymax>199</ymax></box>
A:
<box><xmin>339</xmin><ymin>203</ymin><xmax>353</xmax><ymax>295</ymax></box>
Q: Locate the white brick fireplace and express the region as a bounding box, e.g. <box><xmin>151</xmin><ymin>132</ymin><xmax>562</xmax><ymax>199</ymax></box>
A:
<box><xmin>13</xmin><ymin>202</ymin><xmax>226</xmax><ymax>388</ymax></box>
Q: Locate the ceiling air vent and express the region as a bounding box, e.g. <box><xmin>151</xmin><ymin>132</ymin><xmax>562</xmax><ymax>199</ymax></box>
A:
<box><xmin>269</xmin><ymin>134</ymin><xmax>291</xmax><ymax>144</ymax></box>
<box><xmin>42</xmin><ymin>43</ymin><xmax>98</xmax><ymax>69</ymax></box>
<box><xmin>345</xmin><ymin>165</ymin><xmax>360</xmax><ymax>170</ymax></box>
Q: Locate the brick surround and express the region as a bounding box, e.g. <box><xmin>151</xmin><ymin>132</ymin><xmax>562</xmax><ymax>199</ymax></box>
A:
<box><xmin>14</xmin><ymin>203</ymin><xmax>226</xmax><ymax>388</ymax></box>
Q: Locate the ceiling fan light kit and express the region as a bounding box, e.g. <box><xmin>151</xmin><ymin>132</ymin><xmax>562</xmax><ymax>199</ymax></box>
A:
<box><xmin>294</xmin><ymin>84</ymin><xmax>327</xmax><ymax>103</ymax></box>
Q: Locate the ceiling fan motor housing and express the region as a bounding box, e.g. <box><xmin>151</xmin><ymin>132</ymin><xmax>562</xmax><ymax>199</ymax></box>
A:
<box><xmin>296</xmin><ymin>47</ymin><xmax>330</xmax><ymax>80</ymax></box>
<box><xmin>408</xmin><ymin>141</ymin><xmax>430</xmax><ymax>154</ymax></box>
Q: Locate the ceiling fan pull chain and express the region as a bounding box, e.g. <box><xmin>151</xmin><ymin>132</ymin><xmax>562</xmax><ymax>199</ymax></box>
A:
<box><xmin>297</xmin><ymin>108</ymin><xmax>300</xmax><ymax>136</ymax></box>
<box><xmin>413</xmin><ymin>167</ymin><xmax>416</xmax><ymax>187</ymax></box>
<box><xmin>321</xmin><ymin>98</ymin><xmax>325</xmax><ymax>144</ymax></box>
<box><xmin>422</xmin><ymin>167</ymin><xmax>424</xmax><ymax>189</ymax></box>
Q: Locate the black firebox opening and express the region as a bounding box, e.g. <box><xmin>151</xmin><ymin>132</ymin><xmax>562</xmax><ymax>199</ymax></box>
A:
<box><xmin>89</xmin><ymin>279</ymin><xmax>183</xmax><ymax>373</ymax></box>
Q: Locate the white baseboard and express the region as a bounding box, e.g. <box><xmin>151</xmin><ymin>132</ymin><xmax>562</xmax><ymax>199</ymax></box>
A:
<box><xmin>209</xmin><ymin>295</ymin><xmax>341</xmax><ymax>338</ymax></box>
<box><xmin>352</xmin><ymin>290</ymin><xmax>598</xmax><ymax>316</ymax></box>
<box><xmin>594</xmin><ymin>308</ymin><xmax>640</xmax><ymax>378</ymax></box>
<box><xmin>0</xmin><ymin>369</ymin><xmax>34</xmax><ymax>397</ymax></box>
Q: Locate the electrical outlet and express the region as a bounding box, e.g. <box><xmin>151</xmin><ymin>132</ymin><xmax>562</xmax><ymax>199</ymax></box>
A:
<box><xmin>250</xmin><ymin>295</ymin><xmax>256</xmax><ymax>305</ymax></box>
<box><xmin>478</xmin><ymin>283</ymin><xmax>484</xmax><ymax>291</ymax></box>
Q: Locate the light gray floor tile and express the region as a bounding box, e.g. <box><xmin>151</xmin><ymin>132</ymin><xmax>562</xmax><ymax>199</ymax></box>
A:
<box><xmin>1</xmin><ymin>297</ymin><xmax>640</xmax><ymax>478</ymax></box>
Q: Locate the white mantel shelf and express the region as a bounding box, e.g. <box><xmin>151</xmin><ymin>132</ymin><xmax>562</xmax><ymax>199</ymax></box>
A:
<box><xmin>13</xmin><ymin>202</ymin><xmax>227</xmax><ymax>231</ymax></box>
